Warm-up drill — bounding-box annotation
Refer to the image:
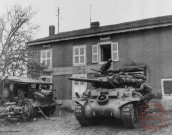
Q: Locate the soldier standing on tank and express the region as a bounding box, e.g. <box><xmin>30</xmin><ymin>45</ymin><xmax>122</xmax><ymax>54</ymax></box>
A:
<box><xmin>100</xmin><ymin>59</ymin><xmax>113</xmax><ymax>75</ymax></box>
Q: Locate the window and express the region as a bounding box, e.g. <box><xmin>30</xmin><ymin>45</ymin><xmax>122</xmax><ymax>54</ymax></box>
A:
<box><xmin>92</xmin><ymin>42</ymin><xmax>118</xmax><ymax>63</ymax></box>
<box><xmin>100</xmin><ymin>44</ymin><xmax>111</xmax><ymax>62</ymax></box>
<box><xmin>72</xmin><ymin>74</ymin><xmax>87</xmax><ymax>99</ymax></box>
<box><xmin>74</xmin><ymin>76</ymin><xmax>86</xmax><ymax>86</ymax></box>
<box><xmin>40</xmin><ymin>76</ymin><xmax>52</xmax><ymax>83</ymax></box>
<box><xmin>161</xmin><ymin>78</ymin><xmax>172</xmax><ymax>98</ymax></box>
<box><xmin>73</xmin><ymin>46</ymin><xmax>86</xmax><ymax>66</ymax></box>
<box><xmin>40</xmin><ymin>49</ymin><xmax>52</xmax><ymax>68</ymax></box>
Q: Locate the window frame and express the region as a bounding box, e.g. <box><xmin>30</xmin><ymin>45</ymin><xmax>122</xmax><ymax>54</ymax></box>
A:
<box><xmin>40</xmin><ymin>49</ymin><xmax>53</xmax><ymax>68</ymax></box>
<box><xmin>161</xmin><ymin>78</ymin><xmax>172</xmax><ymax>99</ymax></box>
<box><xmin>73</xmin><ymin>45</ymin><xmax>86</xmax><ymax>66</ymax></box>
<box><xmin>94</xmin><ymin>42</ymin><xmax>119</xmax><ymax>64</ymax></box>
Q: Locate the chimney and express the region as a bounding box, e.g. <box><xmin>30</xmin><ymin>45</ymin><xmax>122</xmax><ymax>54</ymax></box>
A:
<box><xmin>49</xmin><ymin>25</ymin><xmax>55</xmax><ymax>36</ymax></box>
<box><xmin>90</xmin><ymin>21</ymin><xmax>100</xmax><ymax>28</ymax></box>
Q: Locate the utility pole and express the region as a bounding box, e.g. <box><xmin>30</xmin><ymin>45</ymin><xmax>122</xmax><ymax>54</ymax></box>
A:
<box><xmin>57</xmin><ymin>7</ymin><xmax>60</xmax><ymax>33</ymax></box>
<box><xmin>90</xmin><ymin>4</ymin><xmax>92</xmax><ymax>24</ymax></box>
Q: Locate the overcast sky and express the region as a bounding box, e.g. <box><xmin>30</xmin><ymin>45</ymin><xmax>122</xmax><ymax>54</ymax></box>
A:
<box><xmin>1</xmin><ymin>0</ymin><xmax>172</xmax><ymax>39</ymax></box>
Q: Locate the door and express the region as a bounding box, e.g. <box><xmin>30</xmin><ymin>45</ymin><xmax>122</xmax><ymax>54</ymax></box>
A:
<box><xmin>72</xmin><ymin>74</ymin><xmax>87</xmax><ymax>99</ymax></box>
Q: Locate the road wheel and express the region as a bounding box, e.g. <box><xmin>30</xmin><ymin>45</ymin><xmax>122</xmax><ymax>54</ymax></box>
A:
<box><xmin>121</xmin><ymin>103</ymin><xmax>137</xmax><ymax>129</ymax></box>
<box><xmin>75</xmin><ymin>104</ymin><xmax>94</xmax><ymax>126</ymax></box>
<box><xmin>21</xmin><ymin>100</ymin><xmax>34</xmax><ymax>121</ymax></box>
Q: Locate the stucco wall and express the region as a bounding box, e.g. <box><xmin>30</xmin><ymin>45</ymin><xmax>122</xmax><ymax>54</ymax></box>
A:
<box><xmin>52</xmin><ymin>41</ymin><xmax>73</xmax><ymax>67</ymax></box>
<box><xmin>29</xmin><ymin>26</ymin><xmax>172</xmax><ymax>99</ymax></box>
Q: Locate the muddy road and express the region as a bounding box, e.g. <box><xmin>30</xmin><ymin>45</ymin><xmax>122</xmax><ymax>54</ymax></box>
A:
<box><xmin>0</xmin><ymin>110</ymin><xmax>172</xmax><ymax>135</ymax></box>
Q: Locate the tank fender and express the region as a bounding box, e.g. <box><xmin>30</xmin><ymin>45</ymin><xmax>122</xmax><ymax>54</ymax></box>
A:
<box><xmin>119</xmin><ymin>100</ymin><xmax>138</xmax><ymax>108</ymax></box>
<box><xmin>84</xmin><ymin>103</ymin><xmax>93</xmax><ymax>118</ymax></box>
<box><xmin>75</xmin><ymin>100</ymin><xmax>86</xmax><ymax>107</ymax></box>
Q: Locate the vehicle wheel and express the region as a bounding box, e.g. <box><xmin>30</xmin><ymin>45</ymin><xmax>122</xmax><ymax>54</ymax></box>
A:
<box><xmin>121</xmin><ymin>103</ymin><xmax>137</xmax><ymax>129</ymax></box>
<box><xmin>75</xmin><ymin>104</ymin><xmax>94</xmax><ymax>126</ymax></box>
<box><xmin>21</xmin><ymin>100</ymin><xmax>34</xmax><ymax>121</ymax></box>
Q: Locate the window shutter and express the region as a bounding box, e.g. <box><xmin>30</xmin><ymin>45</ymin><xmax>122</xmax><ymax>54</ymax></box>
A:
<box><xmin>83</xmin><ymin>46</ymin><xmax>86</xmax><ymax>64</ymax></box>
<box><xmin>40</xmin><ymin>50</ymin><xmax>44</xmax><ymax>64</ymax></box>
<box><xmin>111</xmin><ymin>43</ymin><xmax>119</xmax><ymax>61</ymax></box>
<box><xmin>49</xmin><ymin>49</ymin><xmax>53</xmax><ymax>67</ymax></box>
<box><xmin>92</xmin><ymin>45</ymin><xmax>98</xmax><ymax>63</ymax></box>
<box><xmin>73</xmin><ymin>47</ymin><xmax>79</xmax><ymax>64</ymax></box>
<box><xmin>80</xmin><ymin>47</ymin><xmax>85</xmax><ymax>63</ymax></box>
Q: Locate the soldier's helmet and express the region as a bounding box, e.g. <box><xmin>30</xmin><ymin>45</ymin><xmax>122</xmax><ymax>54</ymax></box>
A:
<box><xmin>108</xmin><ymin>59</ymin><xmax>113</xmax><ymax>63</ymax></box>
<box><xmin>136</xmin><ymin>79</ymin><xmax>144</xmax><ymax>87</ymax></box>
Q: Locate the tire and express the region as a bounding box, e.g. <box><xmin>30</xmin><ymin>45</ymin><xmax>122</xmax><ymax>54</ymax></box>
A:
<box><xmin>121</xmin><ymin>103</ymin><xmax>137</xmax><ymax>129</ymax></box>
<box><xmin>21</xmin><ymin>100</ymin><xmax>35</xmax><ymax>121</ymax></box>
<box><xmin>75</xmin><ymin>104</ymin><xmax>94</xmax><ymax>126</ymax></box>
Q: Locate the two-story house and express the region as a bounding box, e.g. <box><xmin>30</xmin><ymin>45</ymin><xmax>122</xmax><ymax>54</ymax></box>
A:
<box><xmin>27</xmin><ymin>15</ymin><xmax>172</xmax><ymax>107</ymax></box>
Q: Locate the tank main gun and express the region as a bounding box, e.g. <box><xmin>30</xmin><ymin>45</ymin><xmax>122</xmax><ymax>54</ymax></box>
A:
<box><xmin>68</xmin><ymin>75</ymin><xmax>119</xmax><ymax>89</ymax></box>
<box><xmin>68</xmin><ymin>77</ymin><xmax>104</xmax><ymax>83</ymax></box>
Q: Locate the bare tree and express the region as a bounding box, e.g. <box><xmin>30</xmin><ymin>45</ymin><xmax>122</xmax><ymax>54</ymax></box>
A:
<box><xmin>0</xmin><ymin>5</ymin><xmax>45</xmax><ymax>77</ymax></box>
<box><xmin>26</xmin><ymin>60</ymin><xmax>53</xmax><ymax>79</ymax></box>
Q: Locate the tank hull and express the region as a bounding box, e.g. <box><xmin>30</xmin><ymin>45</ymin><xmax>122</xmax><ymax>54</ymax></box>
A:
<box><xmin>84</xmin><ymin>98</ymin><xmax>121</xmax><ymax>119</ymax></box>
<box><xmin>74</xmin><ymin>87</ymin><xmax>143</xmax><ymax>128</ymax></box>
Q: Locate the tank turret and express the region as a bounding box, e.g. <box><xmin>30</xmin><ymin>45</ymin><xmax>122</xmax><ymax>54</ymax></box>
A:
<box><xmin>68</xmin><ymin>65</ymin><xmax>146</xmax><ymax>89</ymax></box>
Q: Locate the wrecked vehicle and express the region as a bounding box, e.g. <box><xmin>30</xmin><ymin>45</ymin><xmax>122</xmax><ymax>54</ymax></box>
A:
<box><xmin>0</xmin><ymin>76</ymin><xmax>56</xmax><ymax>120</ymax></box>
<box><xmin>68</xmin><ymin>66</ymin><xmax>148</xmax><ymax>128</ymax></box>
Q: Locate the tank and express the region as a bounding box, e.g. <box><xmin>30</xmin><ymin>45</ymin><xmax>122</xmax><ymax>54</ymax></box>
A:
<box><xmin>68</xmin><ymin>66</ymin><xmax>147</xmax><ymax>128</ymax></box>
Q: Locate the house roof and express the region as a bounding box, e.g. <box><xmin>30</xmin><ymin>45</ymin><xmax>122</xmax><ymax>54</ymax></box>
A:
<box><xmin>27</xmin><ymin>15</ymin><xmax>172</xmax><ymax>46</ymax></box>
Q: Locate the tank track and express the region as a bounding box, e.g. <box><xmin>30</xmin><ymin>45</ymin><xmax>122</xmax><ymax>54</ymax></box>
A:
<box><xmin>121</xmin><ymin>103</ymin><xmax>137</xmax><ymax>129</ymax></box>
<box><xmin>75</xmin><ymin>104</ymin><xmax>93</xmax><ymax>126</ymax></box>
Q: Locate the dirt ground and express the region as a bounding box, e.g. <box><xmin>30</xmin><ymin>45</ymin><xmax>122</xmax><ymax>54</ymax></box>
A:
<box><xmin>0</xmin><ymin>109</ymin><xmax>172</xmax><ymax>135</ymax></box>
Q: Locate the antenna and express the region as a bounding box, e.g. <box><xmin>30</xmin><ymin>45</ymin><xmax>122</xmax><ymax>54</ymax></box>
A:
<box><xmin>57</xmin><ymin>7</ymin><xmax>60</xmax><ymax>33</ymax></box>
<box><xmin>90</xmin><ymin>4</ymin><xmax>92</xmax><ymax>24</ymax></box>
